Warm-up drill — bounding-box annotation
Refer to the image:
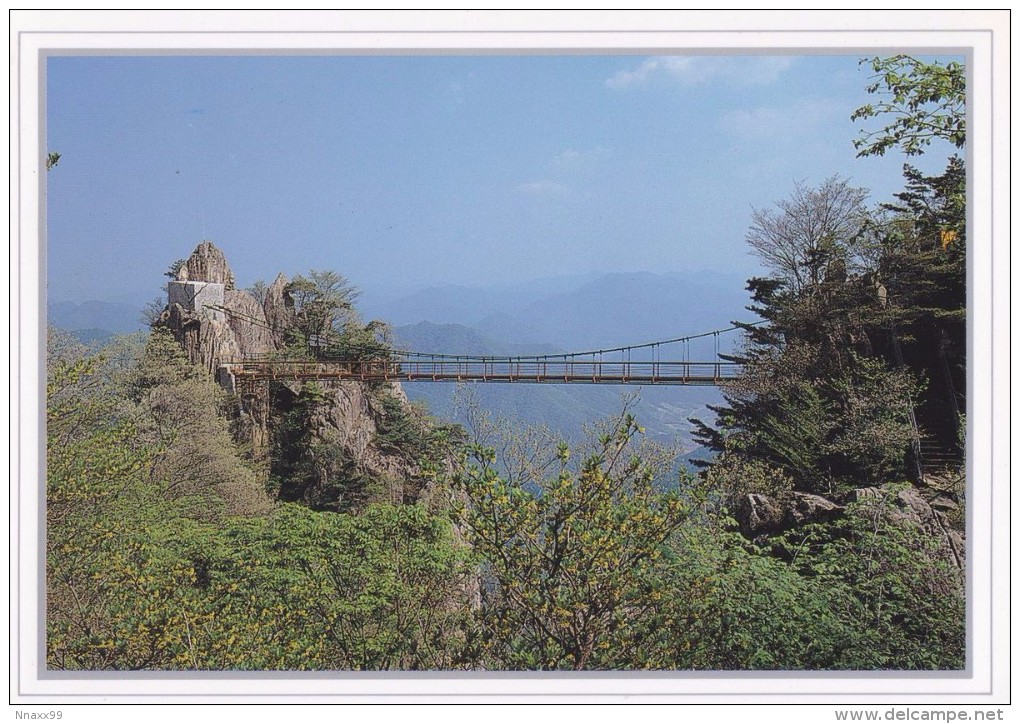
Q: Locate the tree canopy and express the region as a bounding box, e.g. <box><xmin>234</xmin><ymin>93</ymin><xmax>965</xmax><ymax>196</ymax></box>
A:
<box><xmin>851</xmin><ymin>55</ymin><xmax>966</xmax><ymax>157</ymax></box>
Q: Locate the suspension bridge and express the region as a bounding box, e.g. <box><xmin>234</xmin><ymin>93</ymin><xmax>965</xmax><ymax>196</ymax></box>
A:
<box><xmin>216</xmin><ymin>323</ymin><xmax>748</xmax><ymax>393</ymax></box>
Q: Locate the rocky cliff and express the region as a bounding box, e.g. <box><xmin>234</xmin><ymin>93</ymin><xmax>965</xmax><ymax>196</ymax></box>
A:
<box><xmin>162</xmin><ymin>241</ymin><xmax>278</xmax><ymax>372</ymax></box>
<box><xmin>158</xmin><ymin>241</ymin><xmax>442</xmax><ymax>511</ymax></box>
<box><xmin>734</xmin><ymin>484</ymin><xmax>965</xmax><ymax>579</ymax></box>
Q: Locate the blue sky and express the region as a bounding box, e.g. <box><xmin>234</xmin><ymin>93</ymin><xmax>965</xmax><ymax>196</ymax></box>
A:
<box><xmin>46</xmin><ymin>53</ymin><xmax>961</xmax><ymax>305</ymax></box>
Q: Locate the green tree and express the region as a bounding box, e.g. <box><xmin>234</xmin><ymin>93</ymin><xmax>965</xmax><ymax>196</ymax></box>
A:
<box><xmin>867</xmin><ymin>156</ymin><xmax>967</xmax><ymax>457</ymax></box>
<box><xmin>130</xmin><ymin>327</ymin><xmax>271</xmax><ymax>518</ymax></box>
<box><xmin>851</xmin><ymin>55</ymin><xmax>965</xmax><ymax>157</ymax></box>
<box><xmin>285</xmin><ymin>269</ymin><xmax>360</xmax><ymax>347</ymax></box>
<box><xmin>282</xmin><ymin>269</ymin><xmax>393</xmax><ymax>361</ymax></box>
<box><xmin>780</xmin><ymin>486</ymin><xmax>965</xmax><ymax>668</ymax></box>
<box><xmin>746</xmin><ymin>176</ymin><xmax>870</xmax><ymax>294</ymax></box>
<box><xmin>46</xmin><ymin>330</ymin><xmax>271</xmax><ymax>668</ymax></box>
<box><xmin>693</xmin><ymin>190</ymin><xmax>923</xmax><ymax>494</ymax></box>
<box><xmin>455</xmin><ymin>411</ymin><xmax>694</xmax><ymax>670</ymax></box>
<box><xmin>640</xmin><ymin>523</ymin><xmax>853</xmax><ymax>669</ymax></box>
<box><xmin>187</xmin><ymin>503</ymin><xmax>474</xmax><ymax>670</ymax></box>
<box><xmin>46</xmin><ymin>344</ymin><xmax>194</xmax><ymax>669</ymax></box>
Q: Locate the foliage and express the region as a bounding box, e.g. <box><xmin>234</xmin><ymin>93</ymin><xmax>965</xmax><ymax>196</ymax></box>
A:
<box><xmin>778</xmin><ymin>487</ymin><xmax>965</xmax><ymax>668</ymax></box>
<box><xmin>455</xmin><ymin>411</ymin><xmax>694</xmax><ymax>669</ymax></box>
<box><xmin>46</xmin><ymin>151</ymin><xmax>61</xmax><ymax>170</ymax></box>
<box><xmin>47</xmin><ymin>329</ymin><xmax>473</xmax><ymax>670</ymax></box>
<box><xmin>284</xmin><ymin>269</ymin><xmax>359</xmax><ymax>347</ymax></box>
<box><xmin>700</xmin><ymin>455</ymin><xmax>794</xmax><ymax>512</ymax></box>
<box><xmin>246</xmin><ymin>278</ymin><xmax>269</xmax><ymax>306</ymax></box>
<box><xmin>164</xmin><ymin>258</ymin><xmax>187</xmax><ymax>279</ymax></box>
<box><xmin>267</xmin><ymin>381</ymin><xmax>331</xmax><ymax>506</ymax></box>
<box><xmin>873</xmin><ymin>157</ymin><xmax>966</xmax><ymax>330</ymax></box>
<box><xmin>47</xmin><ymin>67</ymin><xmax>968</xmax><ymax>672</ymax></box>
<box><xmin>267</xmin><ymin>380</ymin><xmax>462</xmax><ymax>511</ymax></box>
<box><xmin>279</xmin><ymin>269</ymin><xmax>394</xmax><ymax>363</ymax></box>
<box><xmin>376</xmin><ymin>394</ymin><xmax>465</xmax><ymax>477</ymax></box>
<box><xmin>47</xmin><ymin>329</ymin><xmax>271</xmax><ymax>667</ymax></box>
<box><xmin>130</xmin><ymin>328</ymin><xmax>271</xmax><ymax>517</ymax></box>
<box><xmin>47</xmin><ymin>345</ymin><xmax>190</xmax><ymax>669</ymax></box>
<box><xmin>695</xmin><ymin>133</ymin><xmax>966</xmax><ymax>490</ymax></box>
<box><xmin>865</xmin><ymin>156</ymin><xmax>967</xmax><ymax>453</ymax></box>
<box><xmin>639</xmin><ymin>523</ymin><xmax>853</xmax><ymax>669</ymax></box>
<box><xmin>694</xmin><ymin>274</ymin><xmax>923</xmax><ymax>494</ymax></box>
<box><xmin>746</xmin><ymin>176</ymin><xmax>870</xmax><ymax>293</ymax></box>
<box><xmin>188</xmin><ymin>503</ymin><xmax>473</xmax><ymax>670</ymax></box>
<box><xmin>851</xmin><ymin>55</ymin><xmax>966</xmax><ymax>157</ymax></box>
<box><xmin>48</xmin><ymin>335</ymin><xmax>964</xmax><ymax>671</ymax></box>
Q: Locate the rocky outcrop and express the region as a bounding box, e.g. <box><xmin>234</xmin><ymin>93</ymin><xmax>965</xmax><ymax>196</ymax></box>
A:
<box><xmin>302</xmin><ymin>381</ymin><xmax>431</xmax><ymax>508</ymax></box>
<box><xmin>733</xmin><ymin>484</ymin><xmax>964</xmax><ymax>577</ymax></box>
<box><xmin>852</xmin><ymin>486</ymin><xmax>965</xmax><ymax>573</ymax></box>
<box><xmin>161</xmin><ymin>243</ymin><xmax>276</xmax><ymax>372</ymax></box>
<box><xmin>160</xmin><ymin>241</ymin><xmax>435</xmax><ymax>510</ymax></box>
<box><xmin>735</xmin><ymin>491</ymin><xmax>844</xmax><ymax>540</ymax></box>
<box><xmin>263</xmin><ymin>273</ymin><xmax>294</xmax><ymax>348</ymax></box>
<box><xmin>164</xmin><ymin>302</ymin><xmax>241</xmax><ymax>373</ymax></box>
<box><xmin>185</xmin><ymin>240</ymin><xmax>235</xmax><ymax>289</ymax></box>
<box><xmin>224</xmin><ymin>289</ymin><xmax>276</xmax><ymax>358</ymax></box>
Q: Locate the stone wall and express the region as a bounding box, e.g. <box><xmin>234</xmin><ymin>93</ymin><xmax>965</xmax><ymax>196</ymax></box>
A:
<box><xmin>168</xmin><ymin>280</ymin><xmax>226</xmax><ymax>322</ymax></box>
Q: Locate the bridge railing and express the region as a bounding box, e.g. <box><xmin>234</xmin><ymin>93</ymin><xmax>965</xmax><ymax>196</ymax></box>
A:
<box><xmin>221</xmin><ymin>357</ymin><xmax>741</xmax><ymax>384</ymax></box>
<box><xmin>397</xmin><ymin>358</ymin><xmax>731</xmax><ymax>381</ymax></box>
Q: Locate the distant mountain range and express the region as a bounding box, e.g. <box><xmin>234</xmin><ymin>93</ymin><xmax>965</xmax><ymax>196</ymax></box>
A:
<box><xmin>358</xmin><ymin>271</ymin><xmax>605</xmax><ymax>328</ymax></box>
<box><xmin>387</xmin><ymin>270</ymin><xmax>751</xmax><ymax>450</ymax></box>
<box><xmin>476</xmin><ymin>270</ymin><xmax>752</xmax><ymax>352</ymax></box>
<box><xmin>48</xmin><ymin>300</ymin><xmax>148</xmax><ymax>334</ymax></box>
<box><xmin>371</xmin><ymin>269</ymin><xmax>753</xmax><ymax>355</ymax></box>
<box><xmin>392</xmin><ymin>321</ymin><xmax>562</xmax><ymax>357</ymax></box>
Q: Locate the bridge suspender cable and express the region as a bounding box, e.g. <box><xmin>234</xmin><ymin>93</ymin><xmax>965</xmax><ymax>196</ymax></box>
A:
<box><xmin>204</xmin><ymin>303</ymin><xmax>763</xmax><ymax>362</ymax></box>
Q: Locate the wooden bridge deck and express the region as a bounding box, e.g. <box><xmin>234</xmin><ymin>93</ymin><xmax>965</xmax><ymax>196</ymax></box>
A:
<box><xmin>219</xmin><ymin>358</ymin><xmax>739</xmax><ymax>387</ymax></box>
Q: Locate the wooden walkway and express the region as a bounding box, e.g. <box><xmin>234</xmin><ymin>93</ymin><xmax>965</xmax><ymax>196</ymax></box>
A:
<box><xmin>219</xmin><ymin>356</ymin><xmax>739</xmax><ymax>389</ymax></box>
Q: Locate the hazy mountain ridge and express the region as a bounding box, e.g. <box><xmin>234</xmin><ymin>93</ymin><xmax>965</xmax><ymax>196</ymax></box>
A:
<box><xmin>392</xmin><ymin>316</ymin><xmax>726</xmax><ymax>449</ymax></box>
<box><xmin>373</xmin><ymin>270</ymin><xmax>753</xmax><ymax>354</ymax></box>
<box><xmin>392</xmin><ymin>321</ymin><xmax>562</xmax><ymax>357</ymax></box>
<box><xmin>359</xmin><ymin>271</ymin><xmax>606</xmax><ymax>328</ymax></box>
<box><xmin>48</xmin><ymin>299</ymin><xmax>148</xmax><ymax>334</ymax></box>
<box><xmin>480</xmin><ymin>270</ymin><xmax>753</xmax><ymax>352</ymax></box>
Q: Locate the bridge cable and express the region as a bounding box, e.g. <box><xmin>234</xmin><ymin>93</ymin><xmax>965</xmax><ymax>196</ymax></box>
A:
<box><xmin>204</xmin><ymin>302</ymin><xmax>762</xmax><ymax>363</ymax></box>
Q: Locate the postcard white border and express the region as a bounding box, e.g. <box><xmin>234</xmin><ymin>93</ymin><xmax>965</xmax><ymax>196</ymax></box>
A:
<box><xmin>10</xmin><ymin>10</ymin><xmax>1010</xmax><ymax>705</ymax></box>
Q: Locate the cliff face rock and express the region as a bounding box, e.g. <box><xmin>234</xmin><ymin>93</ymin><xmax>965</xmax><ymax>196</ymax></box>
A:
<box><xmin>263</xmin><ymin>273</ymin><xmax>295</xmax><ymax>349</ymax></box>
<box><xmin>735</xmin><ymin>491</ymin><xmax>844</xmax><ymax>540</ymax></box>
<box><xmin>301</xmin><ymin>381</ymin><xmax>434</xmax><ymax>509</ymax></box>
<box><xmin>162</xmin><ymin>242</ymin><xmax>274</xmax><ymax>372</ymax></box>
<box><xmin>160</xmin><ymin>241</ymin><xmax>434</xmax><ymax>511</ymax></box>
<box><xmin>853</xmin><ymin>486</ymin><xmax>965</xmax><ymax>574</ymax></box>
<box><xmin>224</xmin><ymin>289</ymin><xmax>276</xmax><ymax>358</ymax></box>
<box><xmin>734</xmin><ymin>484</ymin><xmax>964</xmax><ymax>578</ymax></box>
<box><xmin>164</xmin><ymin>302</ymin><xmax>241</xmax><ymax>373</ymax></box>
<box><xmin>185</xmin><ymin>241</ymin><xmax>236</xmax><ymax>289</ymax></box>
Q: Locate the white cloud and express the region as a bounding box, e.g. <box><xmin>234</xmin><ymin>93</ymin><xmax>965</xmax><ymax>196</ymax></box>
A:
<box><xmin>719</xmin><ymin>106</ymin><xmax>787</xmax><ymax>138</ymax></box>
<box><xmin>606</xmin><ymin>56</ymin><xmax>795</xmax><ymax>89</ymax></box>
<box><xmin>605</xmin><ymin>58</ymin><xmax>664</xmax><ymax>89</ymax></box>
<box><xmin>554</xmin><ymin>148</ymin><xmax>583</xmax><ymax>164</ymax></box>
<box><xmin>740</xmin><ymin>56</ymin><xmax>796</xmax><ymax>85</ymax></box>
<box><xmin>552</xmin><ymin>147</ymin><xmax>607</xmax><ymax>172</ymax></box>
<box><xmin>720</xmin><ymin>98</ymin><xmax>843</xmax><ymax>138</ymax></box>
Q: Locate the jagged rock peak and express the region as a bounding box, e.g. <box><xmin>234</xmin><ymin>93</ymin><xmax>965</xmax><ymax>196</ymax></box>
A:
<box><xmin>264</xmin><ymin>272</ymin><xmax>295</xmax><ymax>348</ymax></box>
<box><xmin>185</xmin><ymin>240</ymin><xmax>235</xmax><ymax>289</ymax></box>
